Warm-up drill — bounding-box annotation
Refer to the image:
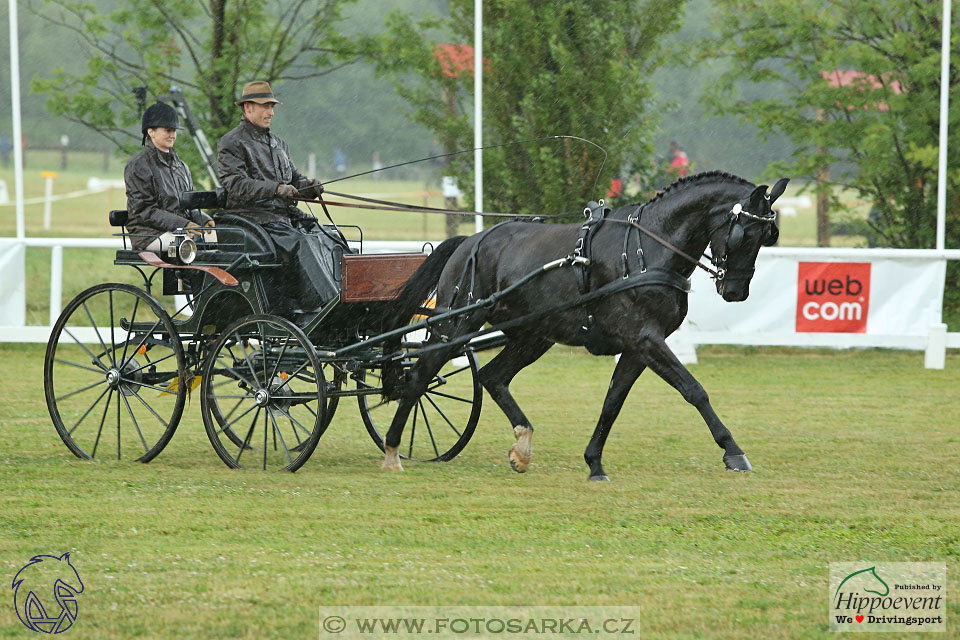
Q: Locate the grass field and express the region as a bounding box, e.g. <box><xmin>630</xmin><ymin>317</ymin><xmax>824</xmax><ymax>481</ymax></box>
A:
<box><xmin>1</xmin><ymin>343</ymin><xmax>957</xmax><ymax>638</ymax></box>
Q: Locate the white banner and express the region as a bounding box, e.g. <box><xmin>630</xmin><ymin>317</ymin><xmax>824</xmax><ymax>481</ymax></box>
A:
<box><xmin>0</xmin><ymin>240</ymin><xmax>25</xmax><ymax>327</ymax></box>
<box><xmin>681</xmin><ymin>251</ymin><xmax>946</xmax><ymax>347</ymax></box>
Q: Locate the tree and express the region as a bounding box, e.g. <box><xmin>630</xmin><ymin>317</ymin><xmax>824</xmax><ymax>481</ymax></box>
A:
<box><xmin>702</xmin><ymin>0</ymin><xmax>959</xmax><ymax>251</ymax></box>
<box><xmin>374</xmin><ymin>0</ymin><xmax>687</xmax><ymax>217</ymax></box>
<box><xmin>28</xmin><ymin>0</ymin><xmax>363</xmax><ymax>173</ymax></box>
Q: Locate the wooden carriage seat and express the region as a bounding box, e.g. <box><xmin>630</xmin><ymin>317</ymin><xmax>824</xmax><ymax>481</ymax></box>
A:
<box><xmin>340</xmin><ymin>253</ymin><xmax>426</xmax><ymax>302</ymax></box>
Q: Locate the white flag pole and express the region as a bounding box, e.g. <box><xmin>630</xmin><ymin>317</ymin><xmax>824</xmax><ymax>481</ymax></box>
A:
<box><xmin>473</xmin><ymin>0</ymin><xmax>483</xmax><ymax>233</ymax></box>
<box><xmin>9</xmin><ymin>0</ymin><xmax>25</xmax><ymax>240</ymax></box>
<box><xmin>935</xmin><ymin>0</ymin><xmax>951</xmax><ymax>251</ymax></box>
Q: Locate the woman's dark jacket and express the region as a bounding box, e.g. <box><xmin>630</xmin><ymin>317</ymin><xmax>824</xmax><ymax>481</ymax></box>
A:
<box><xmin>123</xmin><ymin>142</ymin><xmax>209</xmax><ymax>250</ymax></box>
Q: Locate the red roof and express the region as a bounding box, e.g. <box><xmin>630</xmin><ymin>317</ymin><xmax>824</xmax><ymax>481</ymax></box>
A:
<box><xmin>434</xmin><ymin>44</ymin><xmax>489</xmax><ymax>78</ymax></box>
<box><xmin>822</xmin><ymin>69</ymin><xmax>903</xmax><ymax>93</ymax></box>
<box><xmin>821</xmin><ymin>70</ymin><xmax>903</xmax><ymax>111</ymax></box>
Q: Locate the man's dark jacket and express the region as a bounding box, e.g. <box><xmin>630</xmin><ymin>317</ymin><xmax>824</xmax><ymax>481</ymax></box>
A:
<box><xmin>217</xmin><ymin>118</ymin><xmax>311</xmax><ymax>223</ymax></box>
<box><xmin>124</xmin><ymin>142</ymin><xmax>209</xmax><ymax>249</ymax></box>
<box><xmin>217</xmin><ymin>117</ymin><xmax>340</xmax><ymax>311</ymax></box>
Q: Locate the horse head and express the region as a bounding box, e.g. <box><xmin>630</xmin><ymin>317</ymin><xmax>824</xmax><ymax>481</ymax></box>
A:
<box><xmin>710</xmin><ymin>177</ymin><xmax>789</xmax><ymax>301</ymax></box>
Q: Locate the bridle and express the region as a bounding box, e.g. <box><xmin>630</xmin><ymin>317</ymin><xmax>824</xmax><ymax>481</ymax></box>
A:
<box><xmin>709</xmin><ymin>199</ymin><xmax>778</xmax><ymax>285</ymax></box>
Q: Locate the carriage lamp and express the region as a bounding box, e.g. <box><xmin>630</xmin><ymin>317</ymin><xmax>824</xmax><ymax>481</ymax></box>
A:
<box><xmin>167</xmin><ymin>231</ymin><xmax>197</xmax><ymax>265</ymax></box>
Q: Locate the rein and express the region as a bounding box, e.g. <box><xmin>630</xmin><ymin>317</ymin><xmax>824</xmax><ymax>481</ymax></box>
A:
<box><xmin>295</xmin><ymin>192</ymin><xmax>756</xmax><ymax>282</ymax></box>
<box><xmin>295</xmin><ymin>192</ymin><xmax>578</xmax><ymax>220</ymax></box>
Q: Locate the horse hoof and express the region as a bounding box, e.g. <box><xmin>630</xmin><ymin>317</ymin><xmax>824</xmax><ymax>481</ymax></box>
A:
<box><xmin>588</xmin><ymin>474</ymin><xmax>610</xmax><ymax>482</ymax></box>
<box><xmin>381</xmin><ymin>462</ymin><xmax>404</xmax><ymax>471</ymax></box>
<box><xmin>723</xmin><ymin>454</ymin><xmax>752</xmax><ymax>472</ymax></box>
<box><xmin>508</xmin><ymin>448</ymin><xmax>530</xmax><ymax>473</ymax></box>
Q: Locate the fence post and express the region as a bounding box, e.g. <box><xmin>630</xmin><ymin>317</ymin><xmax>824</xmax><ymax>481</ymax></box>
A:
<box><xmin>41</xmin><ymin>170</ymin><xmax>57</xmax><ymax>230</ymax></box>
<box><xmin>924</xmin><ymin>323</ymin><xmax>947</xmax><ymax>369</ymax></box>
<box><xmin>49</xmin><ymin>244</ymin><xmax>63</xmax><ymax>326</ymax></box>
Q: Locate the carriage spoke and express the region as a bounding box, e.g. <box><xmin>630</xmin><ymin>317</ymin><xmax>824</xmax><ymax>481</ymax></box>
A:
<box><xmin>124</xmin><ymin>380</ymin><xmax>181</xmax><ymax>396</ymax></box>
<box><xmin>273</xmin><ymin>405</ymin><xmax>314</xmax><ymax>441</ymax></box>
<box><xmin>418</xmin><ymin>399</ymin><xmax>441</xmax><ymax>457</ymax></box>
<box><xmin>235</xmin><ymin>408</ymin><xmax>261</xmax><ymax>465</ymax></box>
<box><xmin>423</xmin><ymin>392</ymin><xmax>463</xmax><ymax>437</ymax></box>
<box><xmin>91</xmin><ymin>389</ymin><xmax>114</xmax><ymax>459</ymax></box>
<box><xmin>122</xmin><ymin>349</ymin><xmax>178</xmax><ymax>375</ymax></box>
<box><xmin>424</xmin><ymin>388</ymin><xmax>474</xmax><ymax>404</ymax></box>
<box><xmin>117</xmin><ymin>319</ymin><xmax>164</xmax><ymax>372</ymax></box>
<box><xmin>55</xmin><ymin>357</ymin><xmax>110</xmax><ymax>375</ymax></box>
<box><xmin>267</xmin><ymin>337</ymin><xmax>290</xmax><ymax>384</ymax></box>
<box><xmin>118</xmin><ymin>296</ymin><xmax>140</xmax><ymax>367</ymax></box>
<box><xmin>262</xmin><ymin>410</ymin><xmax>268</xmax><ymax>470</ymax></box>
<box><xmin>408</xmin><ymin>403</ymin><xmax>418</xmax><ymax>459</ymax></box>
<box><xmin>116</xmin><ymin>384</ymin><xmax>122</xmax><ymax>459</ymax></box>
<box><xmin>109</xmin><ymin>290</ymin><xmax>117</xmax><ymax>369</ymax></box>
<box><xmin>64</xmin><ymin>328</ymin><xmax>108</xmax><ymax>371</ymax></box>
<box><xmin>268</xmin><ymin>409</ymin><xmax>294</xmax><ymax>464</ymax></box>
<box><xmin>67</xmin><ymin>385</ymin><xmax>111</xmax><ymax>436</ymax></box>
<box><xmin>214</xmin><ymin>403</ymin><xmax>259</xmax><ymax>437</ymax></box>
<box><xmin>282</xmin><ymin>360</ymin><xmax>312</xmax><ymax>385</ymax></box>
<box><xmin>236</xmin><ymin>334</ymin><xmax>264</xmax><ymax>388</ymax></box>
<box><xmin>83</xmin><ymin>301</ymin><xmax>115</xmax><ymax>368</ymax></box>
<box><xmin>120</xmin><ymin>390</ymin><xmax>151</xmax><ymax>453</ymax></box>
<box><xmin>129</xmin><ymin>388</ymin><xmax>172</xmax><ymax>426</ymax></box>
<box><xmin>56</xmin><ymin>378</ymin><xmax>108</xmax><ymax>403</ymax></box>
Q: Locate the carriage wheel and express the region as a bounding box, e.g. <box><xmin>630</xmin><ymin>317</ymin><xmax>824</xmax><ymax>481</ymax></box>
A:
<box><xmin>357</xmin><ymin>345</ymin><xmax>482</xmax><ymax>462</ymax></box>
<box><xmin>44</xmin><ymin>283</ymin><xmax>186</xmax><ymax>462</ymax></box>
<box><xmin>201</xmin><ymin>315</ymin><xmax>327</xmax><ymax>471</ymax></box>
<box><xmin>206</xmin><ymin>360</ymin><xmax>342</xmax><ymax>452</ymax></box>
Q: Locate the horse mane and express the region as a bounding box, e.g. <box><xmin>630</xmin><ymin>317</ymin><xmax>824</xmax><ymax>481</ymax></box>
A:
<box><xmin>635</xmin><ymin>170</ymin><xmax>753</xmax><ymax>209</ymax></box>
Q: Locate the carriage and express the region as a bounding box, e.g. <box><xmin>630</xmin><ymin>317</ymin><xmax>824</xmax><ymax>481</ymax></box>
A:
<box><xmin>43</xmin><ymin>190</ymin><xmax>492</xmax><ymax>471</ymax></box>
<box><xmin>45</xmin><ymin>172</ymin><xmax>789</xmax><ymax>479</ymax></box>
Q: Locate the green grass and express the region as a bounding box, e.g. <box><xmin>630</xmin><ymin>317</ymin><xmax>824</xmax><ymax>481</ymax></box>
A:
<box><xmin>2</xmin><ymin>344</ymin><xmax>958</xmax><ymax>638</ymax></box>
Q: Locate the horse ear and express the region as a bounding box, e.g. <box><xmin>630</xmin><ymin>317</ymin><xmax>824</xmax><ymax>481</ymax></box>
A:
<box><xmin>749</xmin><ymin>185</ymin><xmax>768</xmax><ymax>208</ymax></box>
<box><xmin>769</xmin><ymin>178</ymin><xmax>790</xmax><ymax>204</ymax></box>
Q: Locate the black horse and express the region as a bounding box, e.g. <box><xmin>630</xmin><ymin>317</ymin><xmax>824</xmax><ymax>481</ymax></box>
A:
<box><xmin>382</xmin><ymin>171</ymin><xmax>789</xmax><ymax>480</ymax></box>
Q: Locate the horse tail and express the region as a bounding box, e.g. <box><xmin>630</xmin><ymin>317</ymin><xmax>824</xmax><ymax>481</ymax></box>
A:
<box><xmin>387</xmin><ymin>235</ymin><xmax>469</xmax><ymax>330</ymax></box>
<box><xmin>380</xmin><ymin>235</ymin><xmax>468</xmax><ymax>400</ymax></box>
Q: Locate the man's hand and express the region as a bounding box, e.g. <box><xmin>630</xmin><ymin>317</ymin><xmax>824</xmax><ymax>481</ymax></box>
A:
<box><xmin>276</xmin><ymin>183</ymin><xmax>298</xmax><ymax>199</ymax></box>
<box><xmin>302</xmin><ymin>178</ymin><xmax>323</xmax><ymax>197</ymax></box>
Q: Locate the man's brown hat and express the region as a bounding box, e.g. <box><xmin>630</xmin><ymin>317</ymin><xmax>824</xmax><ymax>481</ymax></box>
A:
<box><xmin>235</xmin><ymin>81</ymin><xmax>281</xmax><ymax>106</ymax></box>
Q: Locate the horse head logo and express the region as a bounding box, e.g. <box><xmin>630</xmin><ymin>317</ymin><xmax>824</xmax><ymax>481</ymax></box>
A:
<box><xmin>11</xmin><ymin>553</ymin><xmax>84</xmax><ymax>634</ymax></box>
<box><xmin>834</xmin><ymin>565</ymin><xmax>890</xmax><ymax>599</ymax></box>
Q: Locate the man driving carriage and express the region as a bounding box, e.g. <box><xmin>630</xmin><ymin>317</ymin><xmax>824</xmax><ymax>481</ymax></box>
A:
<box><xmin>217</xmin><ymin>80</ymin><xmax>342</xmax><ymax>314</ymax></box>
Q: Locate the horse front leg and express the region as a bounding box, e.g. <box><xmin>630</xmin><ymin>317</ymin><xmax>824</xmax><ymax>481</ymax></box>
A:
<box><xmin>477</xmin><ymin>336</ymin><xmax>553</xmax><ymax>473</ymax></box>
<box><xmin>582</xmin><ymin>352</ymin><xmax>646</xmax><ymax>482</ymax></box>
<box><xmin>637</xmin><ymin>333</ymin><xmax>752</xmax><ymax>471</ymax></box>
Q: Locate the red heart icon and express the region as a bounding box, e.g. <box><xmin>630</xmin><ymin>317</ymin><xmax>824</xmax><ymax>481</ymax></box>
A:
<box><xmin>856</xmin><ymin>615</ymin><xmax>864</xmax><ymax>623</ymax></box>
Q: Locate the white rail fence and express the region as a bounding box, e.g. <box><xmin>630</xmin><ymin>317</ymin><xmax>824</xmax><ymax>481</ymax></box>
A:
<box><xmin>0</xmin><ymin>239</ymin><xmax>958</xmax><ymax>368</ymax></box>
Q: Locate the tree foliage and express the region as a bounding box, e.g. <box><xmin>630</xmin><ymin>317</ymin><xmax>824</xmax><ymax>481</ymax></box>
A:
<box><xmin>374</xmin><ymin>0</ymin><xmax>686</xmax><ymax>216</ymax></box>
<box><xmin>29</xmin><ymin>0</ymin><xmax>362</xmax><ymax>172</ymax></box>
<box><xmin>703</xmin><ymin>0</ymin><xmax>959</xmax><ymax>250</ymax></box>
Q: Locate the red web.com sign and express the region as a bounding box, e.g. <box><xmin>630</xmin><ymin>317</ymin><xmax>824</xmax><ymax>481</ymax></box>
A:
<box><xmin>796</xmin><ymin>262</ymin><xmax>871</xmax><ymax>333</ymax></box>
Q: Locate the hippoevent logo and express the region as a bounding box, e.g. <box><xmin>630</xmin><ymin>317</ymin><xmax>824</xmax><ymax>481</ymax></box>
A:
<box><xmin>829</xmin><ymin>562</ymin><xmax>946</xmax><ymax>632</ymax></box>
<box><xmin>11</xmin><ymin>553</ymin><xmax>84</xmax><ymax>634</ymax></box>
<box><xmin>796</xmin><ymin>262</ymin><xmax>870</xmax><ymax>333</ymax></box>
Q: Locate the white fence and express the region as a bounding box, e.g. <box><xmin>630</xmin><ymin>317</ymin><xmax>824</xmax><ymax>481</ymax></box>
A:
<box><xmin>0</xmin><ymin>239</ymin><xmax>958</xmax><ymax>368</ymax></box>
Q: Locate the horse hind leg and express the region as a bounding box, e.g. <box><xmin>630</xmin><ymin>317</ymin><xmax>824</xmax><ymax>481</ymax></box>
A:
<box><xmin>477</xmin><ymin>336</ymin><xmax>553</xmax><ymax>473</ymax></box>
<box><xmin>582</xmin><ymin>351</ymin><xmax>646</xmax><ymax>482</ymax></box>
